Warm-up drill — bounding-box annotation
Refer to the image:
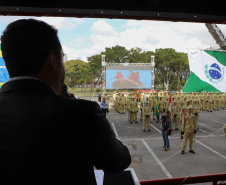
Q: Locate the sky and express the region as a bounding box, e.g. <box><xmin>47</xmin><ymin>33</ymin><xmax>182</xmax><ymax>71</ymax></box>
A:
<box><xmin>0</xmin><ymin>16</ymin><xmax>226</xmax><ymax>62</ymax></box>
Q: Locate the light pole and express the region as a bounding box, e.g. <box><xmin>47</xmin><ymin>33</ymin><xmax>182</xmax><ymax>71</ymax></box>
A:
<box><xmin>151</xmin><ymin>56</ymin><xmax>155</xmax><ymax>91</ymax></box>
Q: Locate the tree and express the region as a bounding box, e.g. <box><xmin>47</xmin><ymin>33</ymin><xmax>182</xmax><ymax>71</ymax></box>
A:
<box><xmin>173</xmin><ymin>52</ymin><xmax>189</xmax><ymax>90</ymax></box>
<box><xmin>64</xmin><ymin>60</ymin><xmax>93</xmax><ymax>88</ymax></box>
<box><xmin>155</xmin><ymin>48</ymin><xmax>179</xmax><ymax>90</ymax></box>
<box><xmin>102</xmin><ymin>45</ymin><xmax>129</xmax><ymax>63</ymax></box>
<box><xmin>87</xmin><ymin>54</ymin><xmax>102</xmax><ymax>83</ymax></box>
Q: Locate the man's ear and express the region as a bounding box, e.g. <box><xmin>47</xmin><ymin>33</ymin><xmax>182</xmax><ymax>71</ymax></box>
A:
<box><xmin>45</xmin><ymin>50</ymin><xmax>58</xmax><ymax>71</ymax></box>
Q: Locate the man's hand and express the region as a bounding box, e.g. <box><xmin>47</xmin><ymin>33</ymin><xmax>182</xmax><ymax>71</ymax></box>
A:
<box><xmin>69</xmin><ymin>92</ymin><xmax>75</xmax><ymax>98</ymax></box>
<box><xmin>164</xmin><ymin>131</ymin><xmax>167</xmax><ymax>134</ymax></box>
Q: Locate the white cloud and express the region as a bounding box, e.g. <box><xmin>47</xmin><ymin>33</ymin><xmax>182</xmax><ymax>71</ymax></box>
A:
<box><xmin>62</xmin><ymin>45</ymin><xmax>101</xmax><ymax>62</ymax></box>
<box><xmin>2</xmin><ymin>16</ymin><xmax>225</xmax><ymax>62</ymax></box>
<box><xmin>37</xmin><ymin>17</ymin><xmax>83</xmax><ymax>30</ymax></box>
<box><xmin>63</xmin><ymin>19</ymin><xmax>224</xmax><ymax>62</ymax></box>
<box><xmin>0</xmin><ymin>16</ymin><xmax>83</xmax><ymax>31</ymax></box>
<box><xmin>91</xmin><ymin>20</ymin><xmax>117</xmax><ymax>36</ymax></box>
<box><xmin>85</xmin><ymin>19</ymin><xmax>223</xmax><ymax>58</ymax></box>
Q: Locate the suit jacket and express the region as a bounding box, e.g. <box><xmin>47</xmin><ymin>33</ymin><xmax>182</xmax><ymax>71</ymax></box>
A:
<box><xmin>0</xmin><ymin>79</ymin><xmax>131</xmax><ymax>185</ymax></box>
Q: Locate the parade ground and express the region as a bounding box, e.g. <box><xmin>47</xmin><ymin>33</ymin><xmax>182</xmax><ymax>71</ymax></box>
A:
<box><xmin>104</xmin><ymin>101</ymin><xmax>226</xmax><ymax>184</ymax></box>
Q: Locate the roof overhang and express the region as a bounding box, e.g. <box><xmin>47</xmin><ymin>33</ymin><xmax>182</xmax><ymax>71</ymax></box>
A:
<box><xmin>0</xmin><ymin>1</ymin><xmax>226</xmax><ymax>24</ymax></box>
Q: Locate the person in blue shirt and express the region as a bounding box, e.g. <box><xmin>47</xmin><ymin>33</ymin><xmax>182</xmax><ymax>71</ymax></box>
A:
<box><xmin>100</xmin><ymin>98</ymin><xmax>108</xmax><ymax>117</ymax></box>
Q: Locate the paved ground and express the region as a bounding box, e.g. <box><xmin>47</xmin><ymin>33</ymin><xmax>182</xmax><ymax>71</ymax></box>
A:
<box><xmin>106</xmin><ymin>102</ymin><xmax>226</xmax><ymax>184</ymax></box>
<box><xmin>78</xmin><ymin>96</ymin><xmax>226</xmax><ymax>184</ymax></box>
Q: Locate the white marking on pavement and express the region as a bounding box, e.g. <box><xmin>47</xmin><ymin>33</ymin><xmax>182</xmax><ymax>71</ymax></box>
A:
<box><xmin>151</xmin><ymin>124</ymin><xmax>162</xmax><ymax>134</ymax></box>
<box><xmin>114</xmin><ymin>124</ymin><xmax>137</xmax><ymax>129</ymax></box>
<box><xmin>112</xmin><ymin>123</ymin><xmax>120</xmax><ymax>139</ymax></box>
<box><xmin>199</xmin><ymin>129</ymin><xmax>208</xmax><ymax>134</ymax></box>
<box><xmin>198</xmin><ymin>128</ymin><xmax>223</xmax><ymax>142</ymax></box>
<box><xmin>196</xmin><ymin>140</ymin><xmax>226</xmax><ymax>160</ymax></box>
<box><xmin>154</xmin><ymin>151</ymin><xmax>181</xmax><ymax>167</ymax></box>
<box><xmin>211</xmin><ymin>119</ymin><xmax>225</xmax><ymax>125</ymax></box>
<box><xmin>120</xmin><ymin>135</ymin><xmax>224</xmax><ymax>142</ymax></box>
<box><xmin>198</xmin><ymin>122</ymin><xmax>217</xmax><ymax>132</ymax></box>
<box><xmin>141</xmin><ymin>139</ymin><xmax>172</xmax><ymax>178</ymax></box>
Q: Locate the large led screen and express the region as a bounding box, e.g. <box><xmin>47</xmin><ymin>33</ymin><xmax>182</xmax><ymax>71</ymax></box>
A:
<box><xmin>106</xmin><ymin>65</ymin><xmax>151</xmax><ymax>89</ymax></box>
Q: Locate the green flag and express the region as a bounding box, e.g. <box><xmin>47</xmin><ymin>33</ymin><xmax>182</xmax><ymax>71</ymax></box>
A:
<box><xmin>155</xmin><ymin>93</ymin><xmax>159</xmax><ymax>123</ymax></box>
<box><xmin>183</xmin><ymin>50</ymin><xmax>226</xmax><ymax>93</ymax></box>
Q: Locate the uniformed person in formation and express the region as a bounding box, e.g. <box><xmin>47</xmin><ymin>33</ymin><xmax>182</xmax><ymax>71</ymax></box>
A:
<box><xmin>192</xmin><ymin>99</ymin><xmax>200</xmax><ymax>130</ymax></box>
<box><xmin>147</xmin><ymin>97</ymin><xmax>153</xmax><ymax>123</ymax></box>
<box><xmin>152</xmin><ymin>92</ymin><xmax>157</xmax><ymax>120</ymax></box>
<box><xmin>140</xmin><ymin>97</ymin><xmax>144</xmax><ymax>121</ymax></box>
<box><xmin>214</xmin><ymin>92</ymin><xmax>219</xmax><ymax>110</ymax></box>
<box><xmin>127</xmin><ymin>96</ymin><xmax>133</xmax><ymax>121</ymax></box>
<box><xmin>206</xmin><ymin>92</ymin><xmax>213</xmax><ymax>112</ymax></box>
<box><xmin>115</xmin><ymin>94</ymin><xmax>120</xmax><ymax>112</ymax></box>
<box><xmin>202</xmin><ymin>92</ymin><xmax>207</xmax><ymax>111</ymax></box>
<box><xmin>143</xmin><ymin>101</ymin><xmax>151</xmax><ymax>132</ymax></box>
<box><xmin>120</xmin><ymin>94</ymin><xmax>126</xmax><ymax>114</ymax></box>
<box><xmin>164</xmin><ymin>97</ymin><xmax>169</xmax><ymax>113</ymax></box>
<box><xmin>171</xmin><ymin>101</ymin><xmax>180</xmax><ymax>130</ymax></box>
<box><xmin>158</xmin><ymin>96</ymin><xmax>164</xmax><ymax>118</ymax></box>
<box><xmin>180</xmin><ymin>100</ymin><xmax>190</xmax><ymax>139</ymax></box>
<box><xmin>223</xmin><ymin>124</ymin><xmax>226</xmax><ymax>138</ymax></box>
<box><xmin>129</xmin><ymin>97</ymin><xmax>138</xmax><ymax>123</ymax></box>
<box><xmin>181</xmin><ymin>106</ymin><xmax>197</xmax><ymax>154</ymax></box>
<box><xmin>220</xmin><ymin>92</ymin><xmax>225</xmax><ymax>109</ymax></box>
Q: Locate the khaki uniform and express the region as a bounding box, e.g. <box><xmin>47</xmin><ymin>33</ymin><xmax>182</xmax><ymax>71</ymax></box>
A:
<box><xmin>223</xmin><ymin>124</ymin><xmax>226</xmax><ymax>137</ymax></box>
<box><xmin>220</xmin><ymin>94</ymin><xmax>225</xmax><ymax>109</ymax></box>
<box><xmin>120</xmin><ymin>96</ymin><xmax>126</xmax><ymax>113</ymax></box>
<box><xmin>140</xmin><ymin>100</ymin><xmax>144</xmax><ymax>121</ymax></box>
<box><xmin>127</xmin><ymin>98</ymin><xmax>132</xmax><ymax>121</ymax></box>
<box><xmin>143</xmin><ymin>106</ymin><xmax>151</xmax><ymax>130</ymax></box>
<box><xmin>159</xmin><ymin>99</ymin><xmax>164</xmax><ymax>117</ymax></box>
<box><xmin>171</xmin><ymin>104</ymin><xmax>180</xmax><ymax>129</ymax></box>
<box><xmin>130</xmin><ymin>101</ymin><xmax>138</xmax><ymax>123</ymax></box>
<box><xmin>206</xmin><ymin>93</ymin><xmax>213</xmax><ymax>112</ymax></box>
<box><xmin>192</xmin><ymin>104</ymin><xmax>200</xmax><ymax>129</ymax></box>
<box><xmin>202</xmin><ymin>94</ymin><xmax>207</xmax><ymax>110</ymax></box>
<box><xmin>214</xmin><ymin>94</ymin><xmax>220</xmax><ymax>110</ymax></box>
<box><xmin>138</xmin><ymin>91</ymin><xmax>141</xmax><ymax>102</ymax></box>
<box><xmin>152</xmin><ymin>96</ymin><xmax>156</xmax><ymax>120</ymax></box>
<box><xmin>200</xmin><ymin>93</ymin><xmax>204</xmax><ymax>110</ymax></box>
<box><xmin>116</xmin><ymin>96</ymin><xmax>120</xmax><ymax>112</ymax></box>
<box><xmin>182</xmin><ymin>113</ymin><xmax>197</xmax><ymax>151</ymax></box>
<box><xmin>164</xmin><ymin>100</ymin><xmax>169</xmax><ymax>112</ymax></box>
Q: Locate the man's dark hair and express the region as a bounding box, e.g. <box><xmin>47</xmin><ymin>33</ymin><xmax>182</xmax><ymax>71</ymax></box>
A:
<box><xmin>1</xmin><ymin>19</ymin><xmax>62</xmax><ymax>77</ymax></box>
<box><xmin>166</xmin><ymin>111</ymin><xmax>170</xmax><ymax>114</ymax></box>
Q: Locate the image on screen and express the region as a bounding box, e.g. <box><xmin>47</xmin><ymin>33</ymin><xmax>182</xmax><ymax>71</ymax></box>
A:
<box><xmin>106</xmin><ymin>65</ymin><xmax>151</xmax><ymax>89</ymax></box>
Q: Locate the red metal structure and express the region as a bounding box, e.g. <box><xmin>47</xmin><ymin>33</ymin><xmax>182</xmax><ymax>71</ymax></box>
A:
<box><xmin>140</xmin><ymin>173</ymin><xmax>226</xmax><ymax>185</ymax></box>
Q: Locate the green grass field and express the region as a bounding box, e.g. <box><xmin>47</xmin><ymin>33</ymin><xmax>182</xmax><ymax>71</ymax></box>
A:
<box><xmin>68</xmin><ymin>87</ymin><xmax>138</xmax><ymax>97</ymax></box>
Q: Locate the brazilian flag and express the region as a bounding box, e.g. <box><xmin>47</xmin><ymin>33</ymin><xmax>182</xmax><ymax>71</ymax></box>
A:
<box><xmin>0</xmin><ymin>44</ymin><xmax>10</xmax><ymax>88</ymax></box>
<box><xmin>155</xmin><ymin>93</ymin><xmax>160</xmax><ymax>123</ymax></box>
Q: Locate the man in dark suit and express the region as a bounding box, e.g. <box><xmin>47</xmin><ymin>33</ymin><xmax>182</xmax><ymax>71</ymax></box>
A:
<box><xmin>0</xmin><ymin>19</ymin><xmax>131</xmax><ymax>185</ymax></box>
